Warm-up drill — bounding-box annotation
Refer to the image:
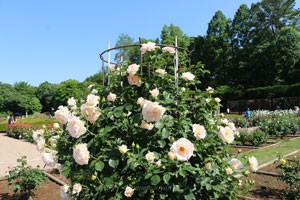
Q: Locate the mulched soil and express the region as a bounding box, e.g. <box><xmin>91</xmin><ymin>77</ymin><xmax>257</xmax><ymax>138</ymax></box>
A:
<box><xmin>0</xmin><ymin>172</ymin><xmax>62</xmax><ymax>200</ymax></box>
<box><xmin>240</xmin><ymin>152</ymin><xmax>300</xmax><ymax>200</ymax></box>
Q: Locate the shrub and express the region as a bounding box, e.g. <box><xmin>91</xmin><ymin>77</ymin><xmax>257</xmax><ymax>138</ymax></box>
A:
<box><xmin>236</xmin><ymin>129</ymin><xmax>268</xmax><ymax>147</ymax></box>
<box><xmin>277</xmin><ymin>156</ymin><xmax>300</xmax><ymax>199</ymax></box>
<box><xmin>5</xmin><ymin>122</ymin><xmax>31</xmax><ymax>139</ymax></box>
<box><xmin>36</xmin><ymin>42</ymin><xmax>255</xmax><ymax>199</ymax></box>
<box><xmin>6</xmin><ymin>156</ymin><xmax>47</xmax><ymax>197</ymax></box>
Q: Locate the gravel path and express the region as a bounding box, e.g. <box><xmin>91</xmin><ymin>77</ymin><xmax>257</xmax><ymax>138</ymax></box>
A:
<box><xmin>0</xmin><ymin>133</ymin><xmax>45</xmax><ymax>178</ymax></box>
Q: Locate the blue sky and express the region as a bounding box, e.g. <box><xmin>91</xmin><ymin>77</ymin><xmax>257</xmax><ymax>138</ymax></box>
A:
<box><xmin>1</xmin><ymin>0</ymin><xmax>298</xmax><ymax>86</ymax></box>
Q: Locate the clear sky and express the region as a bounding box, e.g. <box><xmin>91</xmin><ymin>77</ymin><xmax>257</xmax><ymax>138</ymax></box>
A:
<box><xmin>1</xmin><ymin>0</ymin><xmax>299</xmax><ymax>87</ymax></box>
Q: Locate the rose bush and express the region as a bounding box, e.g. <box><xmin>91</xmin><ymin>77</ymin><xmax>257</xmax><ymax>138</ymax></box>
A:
<box><xmin>36</xmin><ymin>42</ymin><xmax>256</xmax><ymax>199</ymax></box>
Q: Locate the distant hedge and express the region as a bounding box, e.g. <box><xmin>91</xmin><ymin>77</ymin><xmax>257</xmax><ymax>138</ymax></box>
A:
<box><xmin>216</xmin><ymin>83</ymin><xmax>300</xmax><ymax>109</ymax></box>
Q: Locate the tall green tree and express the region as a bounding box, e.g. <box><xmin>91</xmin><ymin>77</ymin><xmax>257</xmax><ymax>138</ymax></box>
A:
<box><xmin>36</xmin><ymin>82</ymin><xmax>58</xmax><ymax>113</ymax></box>
<box><xmin>114</xmin><ymin>34</ymin><xmax>134</xmax><ymax>63</ymax></box>
<box><xmin>205</xmin><ymin>11</ymin><xmax>231</xmax><ymax>87</ymax></box>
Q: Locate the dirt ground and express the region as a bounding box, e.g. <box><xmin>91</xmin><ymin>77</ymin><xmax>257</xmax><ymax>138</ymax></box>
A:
<box><xmin>241</xmin><ymin>152</ymin><xmax>300</xmax><ymax>200</ymax></box>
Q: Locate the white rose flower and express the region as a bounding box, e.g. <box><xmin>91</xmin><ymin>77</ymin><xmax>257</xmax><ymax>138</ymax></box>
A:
<box><xmin>67</xmin><ymin>97</ymin><xmax>76</xmax><ymax>107</ymax></box>
<box><xmin>53</xmin><ymin>123</ymin><xmax>60</xmax><ymax>129</ymax></box>
<box><xmin>36</xmin><ymin>137</ymin><xmax>45</xmax><ymax>152</ymax></box>
<box><xmin>81</xmin><ymin>103</ymin><xmax>101</xmax><ymax>124</ymax></box>
<box><xmin>206</xmin><ymin>86</ymin><xmax>214</xmax><ymax>93</ymax></box>
<box><xmin>145</xmin><ymin>152</ymin><xmax>156</xmax><ymax>163</ymax></box>
<box><xmin>149</xmin><ymin>88</ymin><xmax>159</xmax><ymax>98</ymax></box>
<box><xmin>162</xmin><ymin>46</ymin><xmax>175</xmax><ymax>54</ymax></box>
<box><xmin>140</xmin><ymin>120</ymin><xmax>154</xmax><ymax>130</ymax></box>
<box><xmin>168</xmin><ymin>151</ymin><xmax>176</xmax><ymax>160</ymax></box>
<box><xmin>67</xmin><ymin>116</ymin><xmax>86</xmax><ymax>138</ymax></box>
<box><xmin>156</xmin><ymin>160</ymin><xmax>162</xmax><ymax>168</ymax></box>
<box><xmin>118</xmin><ymin>145</ymin><xmax>128</xmax><ymax>154</ymax></box>
<box><xmin>214</xmin><ymin>97</ymin><xmax>221</xmax><ymax>103</ymax></box>
<box><xmin>192</xmin><ymin>124</ymin><xmax>207</xmax><ymax>140</ymax></box>
<box><xmin>225</xmin><ymin>167</ymin><xmax>233</xmax><ymax>175</ymax></box>
<box><xmin>142</xmin><ymin>100</ymin><xmax>166</xmax><ymax>122</ymax></box>
<box><xmin>205</xmin><ymin>162</ymin><xmax>212</xmax><ymax>170</ymax></box>
<box><xmin>182</xmin><ymin>72</ymin><xmax>195</xmax><ymax>81</ymax></box>
<box><xmin>140</xmin><ymin>41</ymin><xmax>158</xmax><ymax>54</ymax></box>
<box><xmin>124</xmin><ymin>186</ymin><xmax>134</xmax><ymax>197</ymax></box>
<box><xmin>91</xmin><ymin>89</ymin><xmax>98</xmax><ymax>94</ymax></box>
<box><xmin>221</xmin><ymin>118</ymin><xmax>229</xmax><ymax>125</ymax></box>
<box><xmin>109</xmin><ymin>64</ymin><xmax>116</xmax><ymax>72</ymax></box>
<box><xmin>170</xmin><ymin>138</ymin><xmax>194</xmax><ymax>161</ymax></box>
<box><xmin>248</xmin><ymin>156</ymin><xmax>258</xmax><ymax>172</ymax></box>
<box><xmin>73</xmin><ymin>143</ymin><xmax>90</xmax><ymax>165</ymax></box>
<box><xmin>107</xmin><ymin>92</ymin><xmax>117</xmax><ymax>102</ymax></box>
<box><xmin>127</xmin><ymin>64</ymin><xmax>140</xmax><ymax>75</ymax></box>
<box><xmin>137</xmin><ymin>97</ymin><xmax>145</xmax><ymax>107</ymax></box>
<box><xmin>72</xmin><ymin>183</ymin><xmax>82</xmax><ymax>195</ymax></box>
<box><xmin>155</xmin><ymin>69</ymin><xmax>167</xmax><ymax>75</ymax></box>
<box><xmin>181</xmin><ymin>87</ymin><xmax>186</xmax><ymax>92</ymax></box>
<box><xmin>86</xmin><ymin>94</ymin><xmax>100</xmax><ymax>107</ymax></box>
<box><xmin>128</xmin><ymin>75</ymin><xmax>142</xmax><ymax>87</ymax></box>
<box><xmin>32</xmin><ymin>129</ymin><xmax>44</xmax><ymax>142</ymax></box>
<box><xmin>54</xmin><ymin>106</ymin><xmax>71</xmax><ymax>124</ymax></box>
<box><xmin>229</xmin><ymin>158</ymin><xmax>244</xmax><ymax>171</ymax></box>
<box><xmin>42</xmin><ymin>151</ymin><xmax>56</xmax><ymax>167</ymax></box>
<box><xmin>218</xmin><ymin>126</ymin><xmax>235</xmax><ymax>144</ymax></box>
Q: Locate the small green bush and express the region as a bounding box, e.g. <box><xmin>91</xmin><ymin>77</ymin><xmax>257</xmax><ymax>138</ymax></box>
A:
<box><xmin>6</xmin><ymin>156</ymin><xmax>47</xmax><ymax>197</ymax></box>
<box><xmin>277</xmin><ymin>156</ymin><xmax>300</xmax><ymax>199</ymax></box>
<box><xmin>236</xmin><ymin>129</ymin><xmax>268</xmax><ymax>147</ymax></box>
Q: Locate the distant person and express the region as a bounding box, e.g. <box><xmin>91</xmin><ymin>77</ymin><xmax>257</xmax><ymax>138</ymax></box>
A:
<box><xmin>8</xmin><ymin>115</ymin><xmax>13</xmax><ymax>125</ymax></box>
<box><xmin>226</xmin><ymin>108</ymin><xmax>230</xmax><ymax>114</ymax></box>
<box><xmin>245</xmin><ymin>108</ymin><xmax>251</xmax><ymax>128</ymax></box>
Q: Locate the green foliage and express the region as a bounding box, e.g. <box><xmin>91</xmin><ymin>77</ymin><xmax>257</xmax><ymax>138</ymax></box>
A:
<box><xmin>277</xmin><ymin>155</ymin><xmax>300</xmax><ymax>199</ymax></box>
<box><xmin>6</xmin><ymin>156</ymin><xmax>47</xmax><ymax>196</ymax></box>
<box><xmin>236</xmin><ymin>129</ymin><xmax>269</xmax><ymax>146</ymax></box>
<box><xmin>41</xmin><ymin>42</ymin><xmax>250</xmax><ymax>199</ymax></box>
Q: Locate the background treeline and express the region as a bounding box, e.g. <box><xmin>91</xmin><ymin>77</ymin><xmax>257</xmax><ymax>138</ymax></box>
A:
<box><xmin>1</xmin><ymin>0</ymin><xmax>299</xmax><ymax>116</ymax></box>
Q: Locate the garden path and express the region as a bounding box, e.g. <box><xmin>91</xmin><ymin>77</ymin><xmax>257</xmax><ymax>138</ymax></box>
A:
<box><xmin>0</xmin><ymin>133</ymin><xmax>46</xmax><ymax>178</ymax></box>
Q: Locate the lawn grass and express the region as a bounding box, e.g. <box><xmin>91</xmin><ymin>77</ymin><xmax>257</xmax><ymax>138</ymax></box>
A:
<box><xmin>238</xmin><ymin>138</ymin><xmax>300</xmax><ymax>165</ymax></box>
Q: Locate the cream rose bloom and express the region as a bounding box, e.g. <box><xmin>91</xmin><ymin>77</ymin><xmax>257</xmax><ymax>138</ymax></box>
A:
<box><xmin>109</xmin><ymin>64</ymin><xmax>116</xmax><ymax>72</ymax></box>
<box><xmin>225</xmin><ymin>167</ymin><xmax>233</xmax><ymax>175</ymax></box>
<box><xmin>214</xmin><ymin>97</ymin><xmax>221</xmax><ymax>103</ymax></box>
<box><xmin>205</xmin><ymin>162</ymin><xmax>212</xmax><ymax>170</ymax></box>
<box><xmin>170</xmin><ymin>138</ymin><xmax>194</xmax><ymax>161</ymax></box>
<box><xmin>72</xmin><ymin>183</ymin><xmax>82</xmax><ymax>195</ymax></box>
<box><xmin>149</xmin><ymin>88</ymin><xmax>159</xmax><ymax>98</ymax></box>
<box><xmin>142</xmin><ymin>100</ymin><xmax>166</xmax><ymax>122</ymax></box>
<box><xmin>248</xmin><ymin>156</ymin><xmax>258</xmax><ymax>172</ymax></box>
<box><xmin>55</xmin><ymin>106</ymin><xmax>71</xmax><ymax>124</ymax></box>
<box><xmin>67</xmin><ymin>97</ymin><xmax>77</xmax><ymax>107</ymax></box>
<box><xmin>145</xmin><ymin>152</ymin><xmax>155</xmax><ymax>163</ymax></box>
<box><xmin>118</xmin><ymin>145</ymin><xmax>128</xmax><ymax>154</ymax></box>
<box><xmin>53</xmin><ymin>123</ymin><xmax>60</xmax><ymax>129</ymax></box>
<box><xmin>137</xmin><ymin>97</ymin><xmax>145</xmax><ymax>107</ymax></box>
<box><xmin>192</xmin><ymin>124</ymin><xmax>207</xmax><ymax>140</ymax></box>
<box><xmin>124</xmin><ymin>186</ymin><xmax>134</xmax><ymax>197</ymax></box>
<box><xmin>229</xmin><ymin>158</ymin><xmax>244</xmax><ymax>171</ymax></box>
<box><xmin>33</xmin><ymin>129</ymin><xmax>44</xmax><ymax>142</ymax></box>
<box><xmin>206</xmin><ymin>86</ymin><xmax>214</xmax><ymax>93</ymax></box>
<box><xmin>67</xmin><ymin>116</ymin><xmax>86</xmax><ymax>138</ymax></box>
<box><xmin>36</xmin><ymin>137</ymin><xmax>45</xmax><ymax>152</ymax></box>
<box><xmin>162</xmin><ymin>46</ymin><xmax>175</xmax><ymax>54</ymax></box>
<box><xmin>42</xmin><ymin>151</ymin><xmax>56</xmax><ymax>167</ymax></box>
<box><xmin>81</xmin><ymin>104</ymin><xmax>101</xmax><ymax>124</ymax></box>
<box><xmin>107</xmin><ymin>92</ymin><xmax>117</xmax><ymax>102</ymax></box>
<box><xmin>86</xmin><ymin>94</ymin><xmax>100</xmax><ymax>107</ymax></box>
<box><xmin>181</xmin><ymin>87</ymin><xmax>186</xmax><ymax>92</ymax></box>
<box><xmin>140</xmin><ymin>120</ymin><xmax>154</xmax><ymax>130</ymax></box>
<box><xmin>155</xmin><ymin>69</ymin><xmax>167</xmax><ymax>75</ymax></box>
<box><xmin>73</xmin><ymin>143</ymin><xmax>90</xmax><ymax>165</ymax></box>
<box><xmin>168</xmin><ymin>151</ymin><xmax>176</xmax><ymax>160</ymax></box>
<box><xmin>127</xmin><ymin>64</ymin><xmax>140</xmax><ymax>75</ymax></box>
<box><xmin>128</xmin><ymin>75</ymin><xmax>142</xmax><ymax>87</ymax></box>
<box><xmin>218</xmin><ymin>126</ymin><xmax>235</xmax><ymax>144</ymax></box>
<box><xmin>182</xmin><ymin>72</ymin><xmax>195</xmax><ymax>81</ymax></box>
<box><xmin>156</xmin><ymin>160</ymin><xmax>162</xmax><ymax>168</ymax></box>
<box><xmin>140</xmin><ymin>41</ymin><xmax>158</xmax><ymax>54</ymax></box>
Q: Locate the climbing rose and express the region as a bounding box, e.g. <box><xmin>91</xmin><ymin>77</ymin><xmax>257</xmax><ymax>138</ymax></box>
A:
<box><xmin>127</xmin><ymin>64</ymin><xmax>140</xmax><ymax>75</ymax></box>
<box><xmin>124</xmin><ymin>186</ymin><xmax>134</xmax><ymax>197</ymax></box>
<box><xmin>142</xmin><ymin>100</ymin><xmax>166</xmax><ymax>122</ymax></box>
<box><xmin>248</xmin><ymin>156</ymin><xmax>258</xmax><ymax>172</ymax></box>
<box><xmin>192</xmin><ymin>124</ymin><xmax>207</xmax><ymax>140</ymax></box>
<box><xmin>162</xmin><ymin>46</ymin><xmax>175</xmax><ymax>54</ymax></box>
<box><xmin>67</xmin><ymin>116</ymin><xmax>86</xmax><ymax>138</ymax></box>
<box><xmin>182</xmin><ymin>72</ymin><xmax>195</xmax><ymax>81</ymax></box>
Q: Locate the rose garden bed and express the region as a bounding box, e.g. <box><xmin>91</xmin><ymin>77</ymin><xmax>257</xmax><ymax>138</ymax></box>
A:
<box><xmin>240</xmin><ymin>152</ymin><xmax>300</xmax><ymax>200</ymax></box>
